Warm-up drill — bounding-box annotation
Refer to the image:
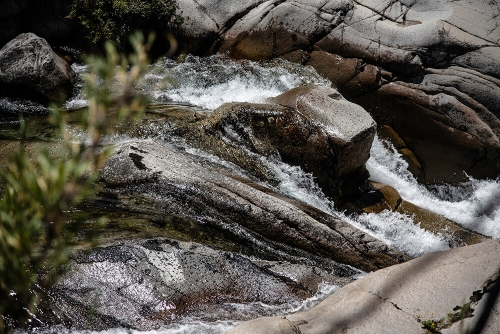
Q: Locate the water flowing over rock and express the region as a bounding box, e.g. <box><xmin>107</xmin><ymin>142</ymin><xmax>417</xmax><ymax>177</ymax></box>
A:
<box><xmin>100</xmin><ymin>140</ymin><xmax>409</xmax><ymax>272</ymax></box>
<box><xmin>2</xmin><ymin>1</ymin><xmax>499</xmax><ymax>182</ymax></box>
<box><xmin>175</xmin><ymin>0</ymin><xmax>500</xmax><ymax>184</ymax></box>
<box><xmin>0</xmin><ymin>33</ymin><xmax>75</xmax><ymax>106</ymax></box>
<box><xmin>41</xmin><ymin>238</ymin><xmax>354</xmax><ymax>331</ymax></box>
<box><xmin>225</xmin><ymin>239</ymin><xmax>500</xmax><ymax>334</ymax></box>
<box><xmin>183</xmin><ymin>85</ymin><xmax>376</xmax><ymax>201</ymax></box>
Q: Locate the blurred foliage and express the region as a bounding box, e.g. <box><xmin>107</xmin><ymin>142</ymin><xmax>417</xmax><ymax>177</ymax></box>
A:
<box><xmin>68</xmin><ymin>0</ymin><xmax>182</xmax><ymax>45</ymax></box>
<box><xmin>0</xmin><ymin>33</ymin><xmax>152</xmax><ymax>333</ymax></box>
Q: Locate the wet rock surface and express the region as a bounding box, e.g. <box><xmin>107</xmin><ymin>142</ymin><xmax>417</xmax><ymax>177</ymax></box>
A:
<box><xmin>225</xmin><ymin>239</ymin><xmax>500</xmax><ymax>334</ymax></box>
<box><xmin>0</xmin><ymin>33</ymin><xmax>75</xmax><ymax>106</ymax></box>
<box><xmin>41</xmin><ymin>238</ymin><xmax>356</xmax><ymax>331</ymax></box>
<box><xmin>356</xmin><ymin>182</ymin><xmax>489</xmax><ymax>248</ymax></box>
<box><xmin>174</xmin><ymin>0</ymin><xmax>500</xmax><ymax>184</ymax></box>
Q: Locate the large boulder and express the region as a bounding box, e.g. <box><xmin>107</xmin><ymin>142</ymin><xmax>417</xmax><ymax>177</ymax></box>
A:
<box><xmin>0</xmin><ymin>33</ymin><xmax>76</xmax><ymax>105</ymax></box>
<box><xmin>224</xmin><ymin>239</ymin><xmax>500</xmax><ymax>334</ymax></box>
<box><xmin>183</xmin><ymin>85</ymin><xmax>376</xmax><ymax>200</ymax></box>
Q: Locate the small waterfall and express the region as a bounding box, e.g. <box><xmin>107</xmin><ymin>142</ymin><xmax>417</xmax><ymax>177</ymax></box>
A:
<box><xmin>367</xmin><ymin>136</ymin><xmax>500</xmax><ymax>237</ymax></box>
<box><xmin>258</xmin><ymin>155</ymin><xmax>450</xmax><ymax>258</ymax></box>
<box><xmin>142</xmin><ymin>54</ymin><xmax>331</xmax><ymax>110</ymax></box>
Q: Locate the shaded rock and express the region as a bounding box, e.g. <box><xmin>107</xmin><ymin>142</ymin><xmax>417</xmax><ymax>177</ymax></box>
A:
<box><xmin>354</xmin><ymin>72</ymin><xmax>500</xmax><ymax>183</ymax></box>
<box><xmin>453</xmin><ymin>47</ymin><xmax>500</xmax><ymax>79</ymax></box>
<box><xmin>0</xmin><ymin>33</ymin><xmax>75</xmax><ymax>106</ymax></box>
<box><xmin>100</xmin><ymin>140</ymin><xmax>409</xmax><ymax>272</ymax></box>
<box><xmin>224</xmin><ymin>239</ymin><xmax>500</xmax><ymax>334</ymax></box>
<box><xmin>358</xmin><ymin>181</ymin><xmax>402</xmax><ymax>214</ymax></box>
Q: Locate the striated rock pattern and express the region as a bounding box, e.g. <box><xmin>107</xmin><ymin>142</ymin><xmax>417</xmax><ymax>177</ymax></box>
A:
<box><xmin>0</xmin><ymin>33</ymin><xmax>75</xmax><ymax>105</ymax></box>
<box><xmin>100</xmin><ymin>140</ymin><xmax>409</xmax><ymax>272</ymax></box>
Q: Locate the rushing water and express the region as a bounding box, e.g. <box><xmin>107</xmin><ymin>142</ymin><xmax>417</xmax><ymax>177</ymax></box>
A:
<box><xmin>367</xmin><ymin>135</ymin><xmax>500</xmax><ymax>238</ymax></box>
<box><xmin>14</xmin><ymin>54</ymin><xmax>500</xmax><ymax>333</ymax></box>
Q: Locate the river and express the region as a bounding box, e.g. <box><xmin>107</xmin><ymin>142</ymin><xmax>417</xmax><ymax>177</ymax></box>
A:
<box><xmin>7</xmin><ymin>54</ymin><xmax>500</xmax><ymax>333</ymax></box>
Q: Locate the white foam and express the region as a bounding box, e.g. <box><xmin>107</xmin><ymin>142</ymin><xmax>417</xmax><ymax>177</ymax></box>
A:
<box><xmin>345</xmin><ymin>211</ymin><xmax>450</xmax><ymax>257</ymax></box>
<box><xmin>259</xmin><ymin>155</ymin><xmax>448</xmax><ymax>256</ymax></box>
<box><xmin>367</xmin><ymin>136</ymin><xmax>500</xmax><ymax>237</ymax></box>
<box><xmin>143</xmin><ymin>54</ymin><xmax>331</xmax><ymax>110</ymax></box>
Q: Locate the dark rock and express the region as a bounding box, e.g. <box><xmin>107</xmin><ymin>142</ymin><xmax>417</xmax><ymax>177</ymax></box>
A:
<box><xmin>0</xmin><ymin>0</ymin><xmax>77</xmax><ymax>48</ymax></box>
<box><xmin>0</xmin><ymin>33</ymin><xmax>76</xmax><ymax>105</ymax></box>
<box><xmin>353</xmin><ymin>75</ymin><xmax>500</xmax><ymax>183</ymax></box>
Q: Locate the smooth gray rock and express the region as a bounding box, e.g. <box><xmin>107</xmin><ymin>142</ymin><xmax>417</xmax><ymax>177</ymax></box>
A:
<box><xmin>0</xmin><ymin>33</ymin><xmax>75</xmax><ymax>105</ymax></box>
<box><xmin>224</xmin><ymin>239</ymin><xmax>500</xmax><ymax>334</ymax></box>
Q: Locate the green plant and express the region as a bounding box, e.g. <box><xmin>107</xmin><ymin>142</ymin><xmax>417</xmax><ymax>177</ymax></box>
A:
<box><xmin>68</xmin><ymin>0</ymin><xmax>182</xmax><ymax>45</ymax></box>
<box><xmin>0</xmin><ymin>33</ymin><xmax>152</xmax><ymax>333</ymax></box>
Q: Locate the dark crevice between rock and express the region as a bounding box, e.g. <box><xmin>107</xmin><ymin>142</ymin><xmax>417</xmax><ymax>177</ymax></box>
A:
<box><xmin>128</xmin><ymin>152</ymin><xmax>147</xmax><ymax>170</ymax></box>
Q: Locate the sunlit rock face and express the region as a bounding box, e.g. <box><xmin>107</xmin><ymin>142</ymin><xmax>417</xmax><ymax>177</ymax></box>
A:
<box><xmin>175</xmin><ymin>0</ymin><xmax>500</xmax><ymax>184</ymax></box>
<box><xmin>225</xmin><ymin>239</ymin><xmax>500</xmax><ymax>334</ymax></box>
<box><xmin>0</xmin><ymin>33</ymin><xmax>75</xmax><ymax>106</ymax></box>
<box><xmin>43</xmin><ymin>237</ymin><xmax>358</xmax><ymax>330</ymax></box>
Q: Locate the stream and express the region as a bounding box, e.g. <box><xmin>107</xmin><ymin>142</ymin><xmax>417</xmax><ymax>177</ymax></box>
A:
<box><xmin>6</xmin><ymin>54</ymin><xmax>500</xmax><ymax>333</ymax></box>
